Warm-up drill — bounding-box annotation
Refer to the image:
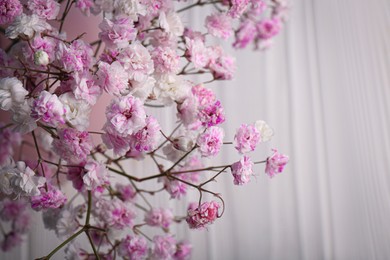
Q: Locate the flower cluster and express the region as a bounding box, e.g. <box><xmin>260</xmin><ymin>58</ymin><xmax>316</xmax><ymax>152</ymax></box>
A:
<box><xmin>0</xmin><ymin>0</ymin><xmax>289</xmax><ymax>258</ymax></box>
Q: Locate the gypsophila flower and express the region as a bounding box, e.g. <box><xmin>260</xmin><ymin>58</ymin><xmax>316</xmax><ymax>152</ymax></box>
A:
<box><xmin>186</xmin><ymin>201</ymin><xmax>220</xmax><ymax>229</ymax></box>
<box><xmin>105</xmin><ymin>94</ymin><xmax>147</xmax><ymax>136</ymax></box>
<box><xmin>97</xmin><ymin>61</ymin><xmax>129</xmax><ymax>96</ymax></box>
<box><xmin>130</xmin><ymin>115</ymin><xmax>161</xmax><ymax>152</ymax></box>
<box><xmin>234</xmin><ymin>123</ymin><xmax>261</xmax><ymax>154</ymax></box>
<box><xmin>31</xmin><ymin>90</ymin><xmax>66</xmax><ymax>127</ymax></box>
<box><xmin>152</xmin><ymin>235</ymin><xmax>177</xmax><ymax>260</ymax></box>
<box><xmin>95</xmin><ymin>198</ymin><xmax>136</xmax><ymax>229</ymax></box>
<box><xmin>0</xmin><ymin>77</ymin><xmax>28</xmax><ymax>111</ymax></box>
<box><xmin>30</xmin><ymin>185</ymin><xmax>67</xmax><ymax>211</ymax></box>
<box><xmin>254</xmin><ymin>120</ymin><xmax>274</xmax><ymax>142</ymax></box>
<box><xmin>5</xmin><ymin>14</ymin><xmax>52</xmax><ymax>39</ymax></box>
<box><xmin>0</xmin><ymin>0</ymin><xmax>22</xmax><ymax>25</ymax></box>
<box><xmin>231</xmin><ymin>155</ymin><xmax>254</xmax><ymax>185</ymax></box>
<box><xmin>118</xmin><ymin>235</ymin><xmax>148</xmax><ymax>259</ymax></box>
<box><xmin>1</xmin><ymin>232</ymin><xmax>22</xmax><ymax>252</ymax></box>
<box><xmin>265</xmin><ymin>149</ymin><xmax>289</xmax><ymax>178</ymax></box>
<box><xmin>0</xmin><ymin>123</ymin><xmax>21</xmax><ymax>166</ymax></box>
<box><xmin>197</xmin><ymin>126</ymin><xmax>224</xmax><ymax>157</ymax></box>
<box><xmin>205</xmin><ymin>13</ymin><xmax>233</xmax><ymax>39</ymax></box>
<box><xmin>27</xmin><ymin>0</ymin><xmax>60</xmax><ymax>20</ymax></box>
<box><xmin>174</xmin><ymin>241</ymin><xmax>192</xmax><ymax>260</ymax></box>
<box><xmin>145</xmin><ymin>208</ymin><xmax>174</xmax><ymax>229</ymax></box>
<box><xmin>99</xmin><ymin>17</ymin><xmax>137</xmax><ymax>49</ymax></box>
<box><xmin>52</xmin><ymin>128</ymin><xmax>93</xmax><ymax>164</ymax></box>
<box><xmin>83</xmin><ymin>160</ymin><xmax>109</xmax><ymax>190</ymax></box>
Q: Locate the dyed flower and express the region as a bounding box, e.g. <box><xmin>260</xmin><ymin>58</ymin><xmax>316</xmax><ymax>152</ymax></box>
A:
<box><xmin>118</xmin><ymin>235</ymin><xmax>148</xmax><ymax>259</ymax></box>
<box><xmin>233</xmin><ymin>20</ymin><xmax>257</xmax><ymax>49</ymax></box>
<box><xmin>72</xmin><ymin>72</ymin><xmax>102</xmax><ymax>105</ymax></box>
<box><xmin>5</xmin><ymin>14</ymin><xmax>52</xmax><ymax>39</ymax></box>
<box><xmin>205</xmin><ymin>13</ymin><xmax>233</xmax><ymax>39</ymax></box>
<box><xmin>0</xmin><ymin>77</ymin><xmax>28</xmax><ymax>111</ymax></box>
<box><xmin>82</xmin><ymin>159</ymin><xmax>109</xmax><ymax>190</ymax></box>
<box><xmin>198</xmin><ymin>100</ymin><xmax>225</xmax><ymax>127</ymax></box>
<box><xmin>0</xmin><ymin>0</ymin><xmax>22</xmax><ymax>25</ymax></box>
<box><xmin>55</xmin><ymin>206</ymin><xmax>80</xmax><ymax>238</ymax></box>
<box><xmin>56</xmin><ymin>40</ymin><xmax>94</xmax><ymax>72</ymax></box>
<box><xmin>115</xmin><ymin>183</ymin><xmax>136</xmax><ymax>202</ymax></box>
<box><xmin>152</xmin><ymin>235</ymin><xmax>177</xmax><ymax>260</ymax></box>
<box><xmin>265</xmin><ymin>149</ymin><xmax>289</xmax><ymax>178</ymax></box>
<box><xmin>0</xmin><ymin>198</ymin><xmax>26</xmax><ymax>221</ymax></box>
<box><xmin>144</xmin><ymin>208</ymin><xmax>173</xmax><ymax>229</ymax></box>
<box><xmin>117</xmin><ymin>42</ymin><xmax>154</xmax><ymax>83</ymax></box>
<box><xmin>208</xmin><ymin>51</ymin><xmax>236</xmax><ymax>80</ymax></box>
<box><xmin>152</xmin><ymin>46</ymin><xmax>180</xmax><ymax>74</ymax></box>
<box><xmin>197</xmin><ymin>126</ymin><xmax>224</xmax><ymax>157</ymax></box>
<box><xmin>231</xmin><ymin>155</ymin><xmax>254</xmax><ymax>185</ymax></box>
<box><xmin>234</xmin><ymin>123</ymin><xmax>261</xmax><ymax>154</ymax></box>
<box><xmin>105</xmin><ymin>95</ymin><xmax>146</xmax><ymax>136</ymax></box>
<box><xmin>161</xmin><ymin>178</ymin><xmax>187</xmax><ymax>199</ymax></box>
<box><xmin>95</xmin><ymin>198</ymin><xmax>136</xmax><ymax>229</ymax></box>
<box><xmin>257</xmin><ymin>18</ymin><xmax>282</xmax><ymax>40</ymax></box>
<box><xmin>27</xmin><ymin>0</ymin><xmax>60</xmax><ymax>20</ymax></box>
<box><xmin>31</xmin><ymin>90</ymin><xmax>66</xmax><ymax>127</ymax></box>
<box><xmin>99</xmin><ymin>17</ymin><xmax>137</xmax><ymax>49</ymax></box>
<box><xmin>186</xmin><ymin>201</ymin><xmax>220</xmax><ymax>229</ymax></box>
<box><xmin>30</xmin><ymin>185</ymin><xmax>67</xmax><ymax>211</ymax></box>
<box><xmin>174</xmin><ymin>241</ymin><xmax>192</xmax><ymax>260</ymax></box>
<box><xmin>52</xmin><ymin>128</ymin><xmax>93</xmax><ymax>164</ymax></box>
<box><xmin>227</xmin><ymin>0</ymin><xmax>250</xmax><ymax>18</ymax></box>
<box><xmin>130</xmin><ymin>115</ymin><xmax>161</xmax><ymax>152</ymax></box>
<box><xmin>159</xmin><ymin>11</ymin><xmax>184</xmax><ymax>37</ymax></box>
<box><xmin>97</xmin><ymin>61</ymin><xmax>129</xmax><ymax>96</ymax></box>
<box><xmin>185</xmin><ymin>38</ymin><xmax>210</xmax><ymax>69</ymax></box>
<box><xmin>1</xmin><ymin>232</ymin><xmax>22</xmax><ymax>252</ymax></box>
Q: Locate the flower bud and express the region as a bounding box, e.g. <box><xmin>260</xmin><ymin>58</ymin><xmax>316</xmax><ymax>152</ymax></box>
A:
<box><xmin>34</xmin><ymin>50</ymin><xmax>49</xmax><ymax>66</ymax></box>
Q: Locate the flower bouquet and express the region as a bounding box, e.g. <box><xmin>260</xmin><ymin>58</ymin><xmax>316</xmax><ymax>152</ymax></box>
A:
<box><xmin>0</xmin><ymin>0</ymin><xmax>289</xmax><ymax>259</ymax></box>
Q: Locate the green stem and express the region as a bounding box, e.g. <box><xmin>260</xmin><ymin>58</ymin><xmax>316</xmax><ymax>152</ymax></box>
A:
<box><xmin>85</xmin><ymin>230</ymin><xmax>100</xmax><ymax>260</ymax></box>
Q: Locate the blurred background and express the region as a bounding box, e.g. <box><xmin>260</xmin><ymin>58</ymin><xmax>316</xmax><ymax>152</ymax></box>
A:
<box><xmin>2</xmin><ymin>0</ymin><xmax>390</xmax><ymax>259</ymax></box>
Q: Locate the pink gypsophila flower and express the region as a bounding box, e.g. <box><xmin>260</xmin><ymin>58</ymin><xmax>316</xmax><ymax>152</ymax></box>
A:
<box><xmin>227</xmin><ymin>0</ymin><xmax>250</xmax><ymax>18</ymax></box>
<box><xmin>99</xmin><ymin>17</ymin><xmax>137</xmax><ymax>49</ymax></box>
<box><xmin>265</xmin><ymin>149</ymin><xmax>289</xmax><ymax>178</ymax></box>
<box><xmin>233</xmin><ymin>20</ymin><xmax>257</xmax><ymax>49</ymax></box>
<box><xmin>115</xmin><ymin>183</ymin><xmax>136</xmax><ymax>202</ymax></box>
<box><xmin>197</xmin><ymin>126</ymin><xmax>224</xmax><ymax>157</ymax></box>
<box><xmin>0</xmin><ymin>198</ymin><xmax>26</xmax><ymax>221</ymax></box>
<box><xmin>117</xmin><ymin>42</ymin><xmax>154</xmax><ymax>83</ymax></box>
<box><xmin>27</xmin><ymin>0</ymin><xmax>60</xmax><ymax>20</ymax></box>
<box><xmin>234</xmin><ymin>123</ymin><xmax>261</xmax><ymax>154</ymax></box>
<box><xmin>144</xmin><ymin>208</ymin><xmax>173</xmax><ymax>229</ymax></box>
<box><xmin>152</xmin><ymin>235</ymin><xmax>177</xmax><ymax>260</ymax></box>
<box><xmin>174</xmin><ymin>241</ymin><xmax>192</xmax><ymax>260</ymax></box>
<box><xmin>185</xmin><ymin>38</ymin><xmax>210</xmax><ymax>69</ymax></box>
<box><xmin>1</xmin><ymin>232</ymin><xmax>22</xmax><ymax>252</ymax></box>
<box><xmin>257</xmin><ymin>18</ymin><xmax>282</xmax><ymax>40</ymax></box>
<box><xmin>0</xmin><ymin>0</ymin><xmax>22</xmax><ymax>25</ymax></box>
<box><xmin>52</xmin><ymin>128</ymin><xmax>93</xmax><ymax>164</ymax></box>
<box><xmin>96</xmin><ymin>198</ymin><xmax>136</xmax><ymax>229</ymax></box>
<box><xmin>82</xmin><ymin>159</ymin><xmax>109</xmax><ymax>190</ymax></box>
<box><xmin>105</xmin><ymin>95</ymin><xmax>146</xmax><ymax>136</ymax></box>
<box><xmin>208</xmin><ymin>50</ymin><xmax>236</xmax><ymax>80</ymax></box>
<box><xmin>97</xmin><ymin>61</ymin><xmax>129</xmax><ymax>96</ymax></box>
<box><xmin>198</xmin><ymin>100</ymin><xmax>225</xmax><ymax>127</ymax></box>
<box><xmin>31</xmin><ymin>91</ymin><xmax>66</xmax><ymax>127</ymax></box>
<box><xmin>30</xmin><ymin>185</ymin><xmax>67</xmax><ymax>211</ymax></box>
<box><xmin>152</xmin><ymin>46</ymin><xmax>180</xmax><ymax>74</ymax></box>
<box><xmin>118</xmin><ymin>235</ymin><xmax>148</xmax><ymax>260</ymax></box>
<box><xmin>130</xmin><ymin>115</ymin><xmax>161</xmax><ymax>152</ymax></box>
<box><xmin>205</xmin><ymin>13</ymin><xmax>233</xmax><ymax>39</ymax></box>
<box><xmin>186</xmin><ymin>201</ymin><xmax>220</xmax><ymax>229</ymax></box>
<box><xmin>231</xmin><ymin>155</ymin><xmax>254</xmax><ymax>185</ymax></box>
<box><xmin>56</xmin><ymin>40</ymin><xmax>94</xmax><ymax>72</ymax></box>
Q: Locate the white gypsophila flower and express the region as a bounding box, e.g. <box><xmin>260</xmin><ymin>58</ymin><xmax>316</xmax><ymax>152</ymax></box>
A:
<box><xmin>5</xmin><ymin>14</ymin><xmax>52</xmax><ymax>39</ymax></box>
<box><xmin>254</xmin><ymin>120</ymin><xmax>274</xmax><ymax>142</ymax></box>
<box><xmin>34</xmin><ymin>50</ymin><xmax>50</xmax><ymax>66</ymax></box>
<box><xmin>162</xmin><ymin>143</ymin><xmax>186</xmax><ymax>162</ymax></box>
<box><xmin>159</xmin><ymin>11</ymin><xmax>184</xmax><ymax>37</ymax></box>
<box><xmin>56</xmin><ymin>206</ymin><xmax>80</xmax><ymax>238</ymax></box>
<box><xmin>0</xmin><ymin>77</ymin><xmax>28</xmax><ymax>111</ymax></box>
<box><xmin>153</xmin><ymin>74</ymin><xmax>191</xmax><ymax>105</ymax></box>
<box><xmin>0</xmin><ymin>161</ymin><xmax>45</xmax><ymax>197</ymax></box>
<box><xmin>12</xmin><ymin>101</ymin><xmax>37</xmax><ymax>134</ymax></box>
<box><xmin>129</xmin><ymin>76</ymin><xmax>156</xmax><ymax>102</ymax></box>
<box><xmin>60</xmin><ymin>92</ymin><xmax>91</xmax><ymax>131</ymax></box>
<box><xmin>113</xmin><ymin>0</ymin><xmax>146</xmax><ymax>21</ymax></box>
